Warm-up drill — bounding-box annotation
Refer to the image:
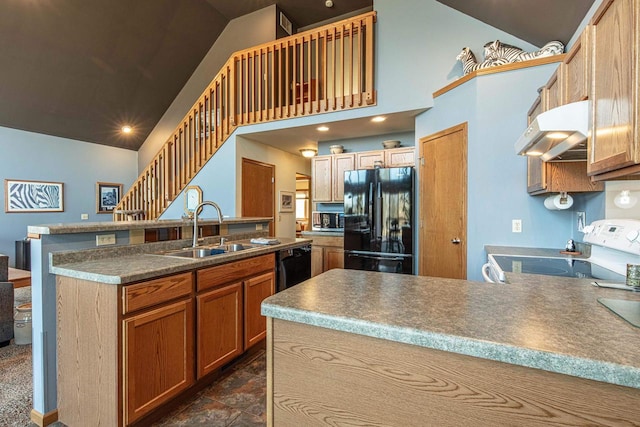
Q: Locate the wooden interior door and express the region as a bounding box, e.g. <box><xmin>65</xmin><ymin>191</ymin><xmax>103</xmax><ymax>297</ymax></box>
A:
<box><xmin>242</xmin><ymin>158</ymin><xmax>275</xmax><ymax>236</ymax></box>
<box><xmin>419</xmin><ymin>123</ymin><xmax>467</xmax><ymax>279</ymax></box>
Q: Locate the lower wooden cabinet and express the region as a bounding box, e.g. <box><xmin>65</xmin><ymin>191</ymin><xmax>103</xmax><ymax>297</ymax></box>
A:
<box><xmin>124</xmin><ymin>299</ymin><xmax>194</xmax><ymax>425</ymax></box>
<box><xmin>310</xmin><ymin>234</ymin><xmax>344</xmax><ymax>277</ymax></box>
<box><xmin>244</xmin><ymin>272</ymin><xmax>275</xmax><ymax>349</ymax></box>
<box><xmin>196</xmin><ymin>282</ymin><xmax>243</xmax><ymax>378</ymax></box>
<box><xmin>57</xmin><ymin>253</ymin><xmax>276</xmax><ymax>426</ymax></box>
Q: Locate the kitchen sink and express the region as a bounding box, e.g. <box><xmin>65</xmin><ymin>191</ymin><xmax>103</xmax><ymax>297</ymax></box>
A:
<box><xmin>159</xmin><ymin>243</ymin><xmax>259</xmax><ymax>259</ymax></box>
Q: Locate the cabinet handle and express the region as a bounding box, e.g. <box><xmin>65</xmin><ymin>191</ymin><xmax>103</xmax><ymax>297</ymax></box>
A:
<box><xmin>451</xmin><ymin>238</ymin><xmax>461</xmax><ymax>244</ymax></box>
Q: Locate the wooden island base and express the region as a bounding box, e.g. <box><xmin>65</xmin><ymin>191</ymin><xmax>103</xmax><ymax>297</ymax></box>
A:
<box><xmin>266</xmin><ymin>319</ymin><xmax>640</xmax><ymax>426</ymax></box>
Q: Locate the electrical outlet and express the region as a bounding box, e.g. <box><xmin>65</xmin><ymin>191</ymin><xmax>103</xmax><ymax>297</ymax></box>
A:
<box><xmin>96</xmin><ymin>234</ymin><xmax>116</xmax><ymax>246</ymax></box>
<box><xmin>512</xmin><ymin>260</ymin><xmax>522</xmax><ymax>273</ymax></box>
<box><xmin>80</xmin><ymin>213</ymin><xmax>89</xmax><ymax>220</ymax></box>
<box><xmin>256</xmin><ymin>224</ymin><xmax>263</xmax><ymax>231</ymax></box>
<box><xmin>512</xmin><ymin>219</ymin><xmax>522</xmax><ymax>233</ymax></box>
<box><xmin>577</xmin><ymin>212</ymin><xmax>586</xmax><ymax>232</ymax></box>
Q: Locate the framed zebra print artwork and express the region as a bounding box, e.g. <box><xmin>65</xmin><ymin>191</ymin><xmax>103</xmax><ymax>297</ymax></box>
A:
<box><xmin>4</xmin><ymin>179</ymin><xmax>64</xmax><ymax>213</ymax></box>
<box><xmin>96</xmin><ymin>182</ymin><xmax>123</xmax><ymax>214</ymax></box>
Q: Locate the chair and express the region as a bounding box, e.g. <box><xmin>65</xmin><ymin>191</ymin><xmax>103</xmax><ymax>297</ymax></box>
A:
<box><xmin>0</xmin><ymin>282</ymin><xmax>13</xmax><ymax>346</ymax></box>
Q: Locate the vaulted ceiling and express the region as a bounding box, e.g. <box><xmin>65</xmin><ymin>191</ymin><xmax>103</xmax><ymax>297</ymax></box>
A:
<box><xmin>0</xmin><ymin>0</ymin><xmax>594</xmax><ymax>152</ymax></box>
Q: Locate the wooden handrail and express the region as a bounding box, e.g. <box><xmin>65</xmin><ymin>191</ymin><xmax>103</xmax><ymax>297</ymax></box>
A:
<box><xmin>114</xmin><ymin>11</ymin><xmax>377</xmax><ymax>221</ymax></box>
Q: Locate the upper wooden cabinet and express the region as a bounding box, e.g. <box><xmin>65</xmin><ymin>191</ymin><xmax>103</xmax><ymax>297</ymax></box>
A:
<box><xmin>385</xmin><ymin>147</ymin><xmax>415</xmax><ymax>167</ymax></box>
<box><xmin>588</xmin><ymin>0</ymin><xmax>640</xmax><ymax>179</ymax></box>
<box><xmin>312</xmin><ymin>147</ymin><xmax>415</xmax><ymax>203</ymax></box>
<box><xmin>356</xmin><ymin>151</ymin><xmax>384</xmax><ymax>169</ymax></box>
<box><xmin>312</xmin><ymin>156</ymin><xmax>333</xmax><ymax>202</ymax></box>
<box><xmin>333</xmin><ymin>154</ymin><xmax>356</xmax><ymax>201</ymax></box>
<box><xmin>312</xmin><ymin>154</ymin><xmax>355</xmax><ymax>203</ymax></box>
<box><xmin>526</xmin><ymin>91</ymin><xmax>603</xmax><ymax>195</ymax></box>
<box><xmin>544</xmin><ymin>66</ymin><xmax>564</xmax><ymax>110</ymax></box>
<box><xmin>564</xmin><ymin>28</ymin><xmax>590</xmax><ymax>104</ymax></box>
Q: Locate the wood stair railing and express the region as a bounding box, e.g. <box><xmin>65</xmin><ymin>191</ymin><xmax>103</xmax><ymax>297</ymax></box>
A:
<box><xmin>114</xmin><ymin>11</ymin><xmax>377</xmax><ymax>221</ymax></box>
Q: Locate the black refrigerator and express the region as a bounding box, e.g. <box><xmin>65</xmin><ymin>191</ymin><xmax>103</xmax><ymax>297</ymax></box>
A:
<box><xmin>343</xmin><ymin>167</ymin><xmax>414</xmax><ymax>274</ymax></box>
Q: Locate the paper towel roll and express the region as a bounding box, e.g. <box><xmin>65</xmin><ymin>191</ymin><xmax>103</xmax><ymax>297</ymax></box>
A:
<box><xmin>544</xmin><ymin>193</ymin><xmax>573</xmax><ymax>210</ymax></box>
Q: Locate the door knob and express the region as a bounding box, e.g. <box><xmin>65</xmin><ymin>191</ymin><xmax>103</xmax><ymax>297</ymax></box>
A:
<box><xmin>451</xmin><ymin>238</ymin><xmax>461</xmax><ymax>244</ymax></box>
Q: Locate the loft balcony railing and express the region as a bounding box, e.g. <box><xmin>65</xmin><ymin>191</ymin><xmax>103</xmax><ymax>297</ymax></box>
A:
<box><xmin>114</xmin><ymin>11</ymin><xmax>377</xmax><ymax>221</ymax></box>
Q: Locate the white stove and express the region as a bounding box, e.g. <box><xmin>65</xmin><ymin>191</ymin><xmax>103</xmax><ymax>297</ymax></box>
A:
<box><xmin>483</xmin><ymin>219</ymin><xmax>640</xmax><ymax>284</ymax></box>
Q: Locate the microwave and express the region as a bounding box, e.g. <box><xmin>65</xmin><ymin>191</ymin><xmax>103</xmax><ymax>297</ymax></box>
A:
<box><xmin>312</xmin><ymin>212</ymin><xmax>344</xmax><ymax>231</ymax></box>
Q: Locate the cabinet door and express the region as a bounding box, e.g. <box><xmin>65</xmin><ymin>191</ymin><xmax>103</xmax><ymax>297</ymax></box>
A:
<box><xmin>324</xmin><ymin>247</ymin><xmax>344</xmax><ymax>271</ymax></box>
<box><xmin>333</xmin><ymin>154</ymin><xmax>355</xmax><ymax>201</ymax></box>
<box><xmin>244</xmin><ymin>271</ymin><xmax>275</xmax><ymax>349</ymax></box>
<box><xmin>385</xmin><ymin>147</ymin><xmax>415</xmax><ymax>167</ymax></box>
<box><xmin>124</xmin><ymin>299</ymin><xmax>194</xmax><ymax>425</ymax></box>
<box><xmin>565</xmin><ymin>28</ymin><xmax>589</xmax><ymax>103</ymax></box>
<box><xmin>589</xmin><ymin>0</ymin><xmax>637</xmax><ymax>176</ymax></box>
<box><xmin>527</xmin><ymin>157</ymin><xmax>546</xmax><ymax>194</ymax></box>
<box><xmin>312</xmin><ymin>156</ymin><xmax>332</xmax><ymax>201</ymax></box>
<box><xmin>356</xmin><ymin>151</ymin><xmax>384</xmax><ymax>169</ymax></box>
<box><xmin>526</xmin><ymin>95</ymin><xmax>546</xmax><ymax>193</ymax></box>
<box><xmin>545</xmin><ymin>67</ymin><xmax>563</xmax><ymax>110</ymax></box>
<box><xmin>197</xmin><ymin>282</ymin><xmax>243</xmax><ymax>378</ymax></box>
<box><xmin>311</xmin><ymin>245</ymin><xmax>324</xmax><ymax>277</ymax></box>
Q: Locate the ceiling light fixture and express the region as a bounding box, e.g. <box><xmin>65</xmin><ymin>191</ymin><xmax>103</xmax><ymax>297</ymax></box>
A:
<box><xmin>325</xmin><ymin>0</ymin><xmax>334</xmax><ymax>8</ymax></box>
<box><xmin>371</xmin><ymin>116</ymin><xmax>386</xmax><ymax>123</ymax></box>
<box><xmin>300</xmin><ymin>148</ymin><xmax>317</xmax><ymax>158</ymax></box>
<box><xmin>317</xmin><ymin>125</ymin><xmax>329</xmax><ymax>132</ymax></box>
<box><xmin>121</xmin><ymin>125</ymin><xmax>133</xmax><ymax>134</ymax></box>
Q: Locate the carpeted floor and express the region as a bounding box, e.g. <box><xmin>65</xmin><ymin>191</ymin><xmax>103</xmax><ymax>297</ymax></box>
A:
<box><xmin>0</xmin><ymin>341</ymin><xmax>33</xmax><ymax>427</ymax></box>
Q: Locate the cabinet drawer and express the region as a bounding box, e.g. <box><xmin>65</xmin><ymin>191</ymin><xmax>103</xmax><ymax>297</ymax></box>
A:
<box><xmin>123</xmin><ymin>272</ymin><xmax>193</xmax><ymax>315</ymax></box>
<box><xmin>197</xmin><ymin>253</ymin><xmax>275</xmax><ymax>292</ymax></box>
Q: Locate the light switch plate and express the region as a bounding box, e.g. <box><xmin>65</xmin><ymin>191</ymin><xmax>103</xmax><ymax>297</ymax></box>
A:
<box><xmin>512</xmin><ymin>219</ymin><xmax>522</xmax><ymax>233</ymax></box>
<box><xmin>96</xmin><ymin>234</ymin><xmax>116</xmax><ymax>246</ymax></box>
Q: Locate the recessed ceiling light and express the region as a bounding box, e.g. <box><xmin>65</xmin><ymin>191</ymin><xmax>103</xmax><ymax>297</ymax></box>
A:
<box><xmin>121</xmin><ymin>125</ymin><xmax>133</xmax><ymax>134</ymax></box>
<box><xmin>371</xmin><ymin>116</ymin><xmax>386</xmax><ymax>123</ymax></box>
<box><xmin>317</xmin><ymin>126</ymin><xmax>329</xmax><ymax>132</ymax></box>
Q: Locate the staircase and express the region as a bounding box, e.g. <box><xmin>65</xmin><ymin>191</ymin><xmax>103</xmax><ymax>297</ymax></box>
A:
<box><xmin>114</xmin><ymin>11</ymin><xmax>377</xmax><ymax>221</ymax></box>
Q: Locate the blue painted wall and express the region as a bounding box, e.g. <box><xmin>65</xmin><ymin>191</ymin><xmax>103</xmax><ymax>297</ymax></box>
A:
<box><xmin>416</xmin><ymin>64</ymin><xmax>589</xmax><ymax>281</ymax></box>
<box><xmin>0</xmin><ymin>126</ymin><xmax>137</xmax><ymax>266</ymax></box>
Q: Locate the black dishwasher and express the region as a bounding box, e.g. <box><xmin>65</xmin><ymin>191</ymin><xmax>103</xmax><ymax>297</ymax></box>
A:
<box><xmin>276</xmin><ymin>245</ymin><xmax>311</xmax><ymax>292</ymax></box>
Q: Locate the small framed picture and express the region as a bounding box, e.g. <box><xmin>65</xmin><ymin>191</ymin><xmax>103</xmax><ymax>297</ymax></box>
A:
<box><xmin>279</xmin><ymin>190</ymin><xmax>294</xmax><ymax>213</ymax></box>
<box><xmin>96</xmin><ymin>182</ymin><xmax>123</xmax><ymax>214</ymax></box>
<box><xmin>5</xmin><ymin>179</ymin><xmax>64</xmax><ymax>213</ymax></box>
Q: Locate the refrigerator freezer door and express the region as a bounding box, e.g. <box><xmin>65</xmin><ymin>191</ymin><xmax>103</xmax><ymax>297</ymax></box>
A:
<box><xmin>344</xmin><ymin>251</ymin><xmax>413</xmax><ymax>274</ymax></box>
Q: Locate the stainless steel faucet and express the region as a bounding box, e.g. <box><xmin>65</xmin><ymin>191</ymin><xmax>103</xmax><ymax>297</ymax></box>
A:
<box><xmin>193</xmin><ymin>201</ymin><xmax>224</xmax><ymax>248</ymax></box>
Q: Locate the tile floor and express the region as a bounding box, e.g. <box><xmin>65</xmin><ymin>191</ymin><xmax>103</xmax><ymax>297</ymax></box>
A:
<box><xmin>152</xmin><ymin>349</ymin><xmax>267</xmax><ymax>427</ymax></box>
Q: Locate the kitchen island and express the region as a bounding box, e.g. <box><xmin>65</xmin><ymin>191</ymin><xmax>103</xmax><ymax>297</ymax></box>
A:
<box><xmin>25</xmin><ymin>216</ymin><xmax>276</xmax><ymax>426</ymax></box>
<box><xmin>262</xmin><ymin>269</ymin><xmax>640</xmax><ymax>426</ymax></box>
<box><xmin>49</xmin><ymin>234</ymin><xmax>310</xmax><ymax>426</ymax></box>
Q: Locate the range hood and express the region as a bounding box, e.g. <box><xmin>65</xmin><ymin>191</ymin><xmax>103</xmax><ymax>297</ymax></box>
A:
<box><xmin>514</xmin><ymin>100</ymin><xmax>589</xmax><ymax>162</ymax></box>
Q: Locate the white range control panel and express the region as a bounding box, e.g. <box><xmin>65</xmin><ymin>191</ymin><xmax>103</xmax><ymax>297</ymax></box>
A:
<box><xmin>583</xmin><ymin>219</ymin><xmax>640</xmax><ymax>255</ymax></box>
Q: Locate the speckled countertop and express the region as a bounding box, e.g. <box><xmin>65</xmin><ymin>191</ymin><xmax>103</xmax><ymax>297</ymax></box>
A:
<box><xmin>50</xmin><ymin>237</ymin><xmax>310</xmax><ymax>284</ymax></box>
<box><xmin>262</xmin><ymin>269</ymin><xmax>640</xmax><ymax>389</ymax></box>
<box><xmin>28</xmin><ymin>216</ymin><xmax>272</xmax><ymax>234</ymax></box>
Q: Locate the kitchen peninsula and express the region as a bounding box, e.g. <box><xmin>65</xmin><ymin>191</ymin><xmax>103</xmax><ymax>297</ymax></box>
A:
<box><xmin>262</xmin><ymin>269</ymin><xmax>640</xmax><ymax>426</ymax></box>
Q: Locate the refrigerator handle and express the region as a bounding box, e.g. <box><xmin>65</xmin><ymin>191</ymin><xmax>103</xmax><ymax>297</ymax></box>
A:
<box><xmin>369</xmin><ymin>182</ymin><xmax>374</xmax><ymax>235</ymax></box>
<box><xmin>375</xmin><ymin>182</ymin><xmax>382</xmax><ymax>240</ymax></box>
